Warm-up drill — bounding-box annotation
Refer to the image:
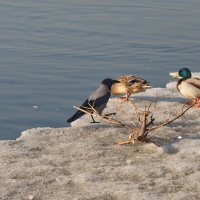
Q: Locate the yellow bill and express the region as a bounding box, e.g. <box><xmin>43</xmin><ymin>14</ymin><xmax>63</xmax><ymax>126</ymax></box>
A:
<box><xmin>169</xmin><ymin>72</ymin><xmax>181</xmax><ymax>78</ymax></box>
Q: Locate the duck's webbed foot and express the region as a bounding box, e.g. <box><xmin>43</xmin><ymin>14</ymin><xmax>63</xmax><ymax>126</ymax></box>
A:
<box><xmin>192</xmin><ymin>98</ymin><xmax>200</xmax><ymax>108</ymax></box>
<box><xmin>119</xmin><ymin>96</ymin><xmax>129</xmax><ymax>101</ymax></box>
<box><xmin>119</xmin><ymin>93</ymin><xmax>131</xmax><ymax>101</ymax></box>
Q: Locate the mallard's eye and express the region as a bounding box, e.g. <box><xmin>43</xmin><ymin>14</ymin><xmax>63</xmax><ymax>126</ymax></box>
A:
<box><xmin>178</xmin><ymin>69</ymin><xmax>183</xmax><ymax>76</ymax></box>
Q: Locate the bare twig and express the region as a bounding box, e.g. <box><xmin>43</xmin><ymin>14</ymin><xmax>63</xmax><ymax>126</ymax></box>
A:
<box><xmin>116</xmin><ymin>99</ymin><xmax>138</xmax><ymax>127</ymax></box>
<box><xmin>128</xmin><ymin>99</ymin><xmax>143</xmax><ymax>125</ymax></box>
<box><xmin>73</xmin><ymin>106</ymin><xmax>130</xmax><ymax>128</ymax></box>
<box><xmin>146</xmin><ymin>104</ymin><xmax>194</xmax><ymax>135</ymax></box>
<box><xmin>147</xmin><ymin>95</ymin><xmax>158</xmax><ymax>112</ymax></box>
<box><xmin>74</xmin><ymin>97</ymin><xmax>195</xmax><ymax>146</ymax></box>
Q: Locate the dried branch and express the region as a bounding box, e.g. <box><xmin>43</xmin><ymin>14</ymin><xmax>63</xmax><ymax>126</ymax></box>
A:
<box><xmin>145</xmin><ymin>104</ymin><xmax>194</xmax><ymax>135</ymax></box>
<box><xmin>116</xmin><ymin>99</ymin><xmax>138</xmax><ymax>127</ymax></box>
<box><xmin>73</xmin><ymin>106</ymin><xmax>128</xmax><ymax>128</ymax></box>
<box><xmin>74</xmin><ymin>97</ymin><xmax>195</xmax><ymax>146</ymax></box>
<box><xmin>128</xmin><ymin>99</ymin><xmax>143</xmax><ymax>124</ymax></box>
<box><xmin>146</xmin><ymin>96</ymin><xmax>158</xmax><ymax>113</ymax></box>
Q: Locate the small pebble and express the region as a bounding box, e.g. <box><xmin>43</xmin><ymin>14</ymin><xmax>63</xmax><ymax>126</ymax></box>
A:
<box><xmin>177</xmin><ymin>136</ymin><xmax>182</xmax><ymax>140</ymax></box>
<box><xmin>28</xmin><ymin>195</ymin><xmax>34</xmax><ymax>200</ymax></box>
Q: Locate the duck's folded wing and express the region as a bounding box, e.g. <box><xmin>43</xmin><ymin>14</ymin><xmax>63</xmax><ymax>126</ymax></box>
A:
<box><xmin>186</xmin><ymin>78</ymin><xmax>200</xmax><ymax>89</ymax></box>
<box><xmin>117</xmin><ymin>75</ymin><xmax>137</xmax><ymax>82</ymax></box>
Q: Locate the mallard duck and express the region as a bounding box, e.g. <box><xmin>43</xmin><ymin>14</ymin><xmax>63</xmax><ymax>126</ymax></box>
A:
<box><xmin>171</xmin><ymin>68</ymin><xmax>200</xmax><ymax>108</ymax></box>
<box><xmin>111</xmin><ymin>74</ymin><xmax>151</xmax><ymax>100</ymax></box>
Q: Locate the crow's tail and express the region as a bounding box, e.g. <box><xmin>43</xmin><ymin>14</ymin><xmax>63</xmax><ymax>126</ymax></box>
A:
<box><xmin>67</xmin><ymin>110</ymin><xmax>85</xmax><ymax>123</ymax></box>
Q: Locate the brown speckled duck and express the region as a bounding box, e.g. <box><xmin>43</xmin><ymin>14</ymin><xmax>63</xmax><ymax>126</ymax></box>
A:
<box><xmin>171</xmin><ymin>68</ymin><xmax>200</xmax><ymax>108</ymax></box>
<box><xmin>111</xmin><ymin>74</ymin><xmax>151</xmax><ymax>100</ymax></box>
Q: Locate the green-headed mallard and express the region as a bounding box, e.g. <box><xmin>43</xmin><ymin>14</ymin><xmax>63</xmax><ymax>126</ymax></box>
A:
<box><xmin>111</xmin><ymin>74</ymin><xmax>151</xmax><ymax>100</ymax></box>
<box><xmin>171</xmin><ymin>68</ymin><xmax>200</xmax><ymax>108</ymax></box>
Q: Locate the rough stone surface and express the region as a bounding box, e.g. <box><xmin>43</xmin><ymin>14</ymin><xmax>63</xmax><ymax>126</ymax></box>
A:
<box><xmin>1</xmin><ymin>88</ymin><xmax>200</xmax><ymax>200</ymax></box>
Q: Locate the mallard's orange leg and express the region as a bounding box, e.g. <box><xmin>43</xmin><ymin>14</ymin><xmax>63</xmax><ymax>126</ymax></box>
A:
<box><xmin>119</xmin><ymin>93</ymin><xmax>131</xmax><ymax>101</ymax></box>
<box><xmin>193</xmin><ymin>98</ymin><xmax>200</xmax><ymax>108</ymax></box>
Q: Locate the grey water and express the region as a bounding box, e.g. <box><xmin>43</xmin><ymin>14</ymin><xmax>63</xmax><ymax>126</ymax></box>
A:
<box><xmin>1</xmin><ymin>0</ymin><xmax>200</xmax><ymax>140</ymax></box>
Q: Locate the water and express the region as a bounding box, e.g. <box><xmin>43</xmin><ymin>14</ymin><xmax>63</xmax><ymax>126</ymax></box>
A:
<box><xmin>1</xmin><ymin>0</ymin><xmax>200</xmax><ymax>140</ymax></box>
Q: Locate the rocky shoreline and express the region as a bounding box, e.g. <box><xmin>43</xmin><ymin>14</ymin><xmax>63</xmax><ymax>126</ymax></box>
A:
<box><xmin>1</xmin><ymin>88</ymin><xmax>200</xmax><ymax>200</ymax></box>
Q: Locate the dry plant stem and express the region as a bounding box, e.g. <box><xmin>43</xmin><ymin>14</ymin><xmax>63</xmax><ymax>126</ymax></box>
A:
<box><xmin>73</xmin><ymin>106</ymin><xmax>131</xmax><ymax>128</ymax></box>
<box><xmin>74</xmin><ymin>100</ymin><xmax>194</xmax><ymax>146</ymax></box>
<box><xmin>128</xmin><ymin>100</ymin><xmax>141</xmax><ymax>124</ymax></box>
<box><xmin>136</xmin><ymin>111</ymin><xmax>154</xmax><ymax>142</ymax></box>
<box><xmin>145</xmin><ymin>104</ymin><xmax>194</xmax><ymax>135</ymax></box>
<box><xmin>133</xmin><ymin>99</ymin><xmax>155</xmax><ymax>138</ymax></box>
<box><xmin>115</xmin><ymin>102</ymin><xmax>193</xmax><ymax>145</ymax></box>
<box><xmin>147</xmin><ymin>96</ymin><xmax>157</xmax><ymax>111</ymax></box>
<box><xmin>137</xmin><ymin>112</ymin><xmax>147</xmax><ymax>138</ymax></box>
<box><xmin>116</xmin><ymin>99</ymin><xmax>137</xmax><ymax>127</ymax></box>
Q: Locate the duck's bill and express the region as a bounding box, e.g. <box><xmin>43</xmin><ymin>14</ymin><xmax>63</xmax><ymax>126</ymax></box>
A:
<box><xmin>169</xmin><ymin>72</ymin><xmax>181</xmax><ymax>78</ymax></box>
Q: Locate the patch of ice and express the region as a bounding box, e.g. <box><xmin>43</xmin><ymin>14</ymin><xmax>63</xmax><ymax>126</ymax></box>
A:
<box><xmin>166</xmin><ymin>82</ymin><xmax>177</xmax><ymax>91</ymax></box>
<box><xmin>178</xmin><ymin>136</ymin><xmax>182</xmax><ymax>140</ymax></box>
<box><xmin>192</xmin><ymin>72</ymin><xmax>200</xmax><ymax>78</ymax></box>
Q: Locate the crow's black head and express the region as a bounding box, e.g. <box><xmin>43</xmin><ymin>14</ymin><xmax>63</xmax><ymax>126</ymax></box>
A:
<box><xmin>101</xmin><ymin>78</ymin><xmax>120</xmax><ymax>90</ymax></box>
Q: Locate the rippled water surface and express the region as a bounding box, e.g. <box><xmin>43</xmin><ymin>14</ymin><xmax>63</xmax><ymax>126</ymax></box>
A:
<box><xmin>1</xmin><ymin>0</ymin><xmax>200</xmax><ymax>139</ymax></box>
